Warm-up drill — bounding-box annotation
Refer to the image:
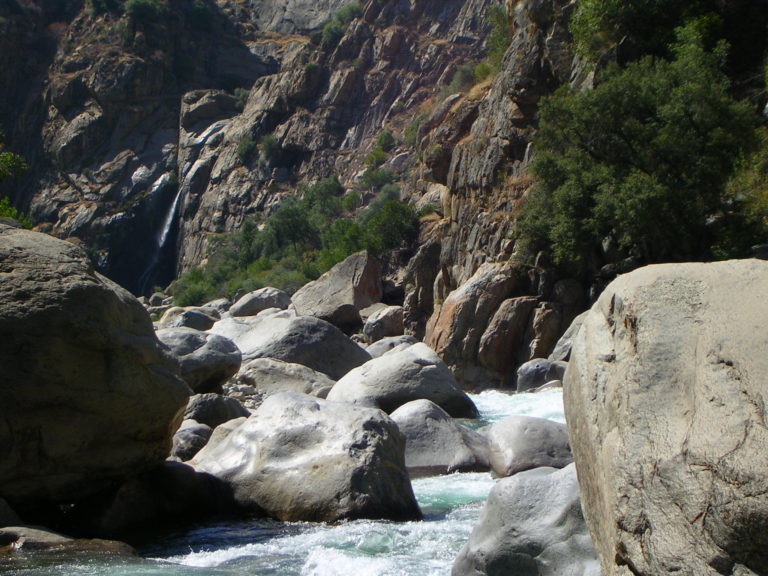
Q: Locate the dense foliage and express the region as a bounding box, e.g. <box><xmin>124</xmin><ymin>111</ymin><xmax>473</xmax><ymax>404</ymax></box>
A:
<box><xmin>169</xmin><ymin>176</ymin><xmax>420</xmax><ymax>305</ymax></box>
<box><xmin>0</xmin><ymin>129</ymin><xmax>31</xmax><ymax>227</ymax></box>
<box><xmin>320</xmin><ymin>3</ymin><xmax>363</xmax><ymax>50</ymax></box>
<box><xmin>517</xmin><ymin>24</ymin><xmax>763</xmax><ymax>269</ymax></box>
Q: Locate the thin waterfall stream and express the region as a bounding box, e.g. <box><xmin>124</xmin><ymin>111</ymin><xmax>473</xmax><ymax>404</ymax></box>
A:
<box><xmin>137</xmin><ymin>175</ymin><xmax>183</xmax><ymax>296</ymax></box>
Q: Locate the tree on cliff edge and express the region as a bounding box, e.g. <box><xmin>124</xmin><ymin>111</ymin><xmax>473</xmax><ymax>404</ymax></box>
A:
<box><xmin>517</xmin><ymin>23</ymin><xmax>761</xmax><ymax>269</ymax></box>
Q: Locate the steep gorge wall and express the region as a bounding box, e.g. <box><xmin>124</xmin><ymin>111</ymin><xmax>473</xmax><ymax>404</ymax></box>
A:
<box><xmin>3</xmin><ymin>0</ymin><xmax>589</xmax><ymax>388</ymax></box>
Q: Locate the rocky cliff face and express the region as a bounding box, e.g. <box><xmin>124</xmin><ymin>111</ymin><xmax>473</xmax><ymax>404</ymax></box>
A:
<box><xmin>3</xmin><ymin>0</ymin><xmax>587</xmax><ymax>387</ymax></box>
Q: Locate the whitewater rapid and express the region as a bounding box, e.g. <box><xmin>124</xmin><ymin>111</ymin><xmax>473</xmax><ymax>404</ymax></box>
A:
<box><xmin>1</xmin><ymin>389</ymin><xmax>565</xmax><ymax>576</ymax></box>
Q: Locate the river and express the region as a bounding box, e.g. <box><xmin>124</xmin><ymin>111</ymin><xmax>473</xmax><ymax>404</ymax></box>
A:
<box><xmin>1</xmin><ymin>389</ymin><xmax>565</xmax><ymax>576</ymax></box>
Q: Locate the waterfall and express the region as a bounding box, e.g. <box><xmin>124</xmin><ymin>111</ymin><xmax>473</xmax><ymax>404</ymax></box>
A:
<box><xmin>137</xmin><ymin>173</ymin><xmax>182</xmax><ymax>295</ymax></box>
<box><xmin>157</xmin><ymin>180</ymin><xmax>183</xmax><ymax>250</ymax></box>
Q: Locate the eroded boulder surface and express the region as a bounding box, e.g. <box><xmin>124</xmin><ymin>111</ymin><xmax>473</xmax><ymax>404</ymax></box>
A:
<box><xmin>210</xmin><ymin>311</ymin><xmax>370</xmax><ymax>380</ymax></box>
<box><xmin>234</xmin><ymin>358</ymin><xmax>335</xmax><ymax>400</ymax></box>
<box><xmin>191</xmin><ymin>392</ymin><xmax>421</xmax><ymax>522</ymax></box>
<box><xmin>156</xmin><ymin>328</ymin><xmax>242</xmax><ymax>394</ymax></box>
<box><xmin>0</xmin><ymin>223</ymin><xmax>190</xmax><ymax>511</ymax></box>
<box><xmin>390</xmin><ymin>400</ymin><xmax>489</xmax><ymax>476</ymax></box>
<box><xmin>452</xmin><ymin>464</ymin><xmax>600</xmax><ymax>576</ymax></box>
<box><xmin>327</xmin><ymin>343</ymin><xmax>478</xmax><ymax>418</ymax></box>
<box><xmin>565</xmin><ymin>260</ymin><xmax>768</xmax><ymax>575</ymax></box>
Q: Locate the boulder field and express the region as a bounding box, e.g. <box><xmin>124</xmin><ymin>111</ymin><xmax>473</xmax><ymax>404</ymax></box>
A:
<box><xmin>566</xmin><ymin>259</ymin><xmax>768</xmax><ymax>575</ymax></box>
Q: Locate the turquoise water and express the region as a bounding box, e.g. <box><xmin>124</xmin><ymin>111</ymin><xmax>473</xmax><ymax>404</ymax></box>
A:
<box><xmin>0</xmin><ymin>390</ymin><xmax>565</xmax><ymax>575</ymax></box>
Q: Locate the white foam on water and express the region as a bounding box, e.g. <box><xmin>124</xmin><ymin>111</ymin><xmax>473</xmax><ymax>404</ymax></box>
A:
<box><xmin>470</xmin><ymin>388</ymin><xmax>565</xmax><ymax>424</ymax></box>
<box><xmin>145</xmin><ymin>390</ymin><xmax>567</xmax><ymax>576</ymax></box>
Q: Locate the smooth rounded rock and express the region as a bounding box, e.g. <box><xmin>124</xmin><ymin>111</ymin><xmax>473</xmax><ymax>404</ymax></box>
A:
<box><xmin>363</xmin><ymin>305</ymin><xmax>404</xmax><ymax>343</ymax></box>
<box><xmin>484</xmin><ymin>415</ymin><xmax>572</xmax><ymax>477</ymax></box>
<box><xmin>234</xmin><ymin>358</ymin><xmax>335</xmax><ymax>399</ymax></box>
<box><xmin>157</xmin><ymin>306</ymin><xmax>219</xmax><ymax>331</ymax></box>
<box><xmin>452</xmin><ymin>464</ymin><xmax>600</xmax><ymax>576</ymax></box>
<box><xmin>515</xmin><ymin>358</ymin><xmax>567</xmax><ymax>392</ymax></box>
<box><xmin>390</xmin><ymin>400</ymin><xmax>489</xmax><ymax>476</ymax></box>
<box><xmin>170</xmin><ymin>420</ymin><xmax>213</xmax><ymax>462</ymax></box>
<box><xmin>0</xmin><ymin>223</ymin><xmax>190</xmax><ymax>509</ymax></box>
<box><xmin>184</xmin><ymin>393</ymin><xmax>250</xmax><ymax>429</ymax></box>
<box><xmin>230</xmin><ymin>287</ymin><xmax>292</xmax><ymax>317</ymax></box>
<box><xmin>210</xmin><ymin>311</ymin><xmax>371</xmax><ymax>380</ymax></box>
<box><xmin>366</xmin><ymin>335</ymin><xmax>418</xmax><ymax>358</ymax></box>
<box><xmin>157</xmin><ymin>327</ymin><xmax>242</xmax><ymax>394</ymax></box>
<box><xmin>327</xmin><ymin>343</ymin><xmax>478</xmax><ymax>418</ymax></box>
<box><xmin>191</xmin><ymin>392</ymin><xmax>421</xmax><ymax>522</ymax></box>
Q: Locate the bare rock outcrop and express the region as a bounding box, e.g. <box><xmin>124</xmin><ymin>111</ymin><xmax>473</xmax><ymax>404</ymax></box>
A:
<box><xmin>565</xmin><ymin>259</ymin><xmax>768</xmax><ymax>575</ymax></box>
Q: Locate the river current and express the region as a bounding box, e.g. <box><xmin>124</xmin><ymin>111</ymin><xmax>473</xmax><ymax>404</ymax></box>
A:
<box><xmin>2</xmin><ymin>389</ymin><xmax>565</xmax><ymax>576</ymax></box>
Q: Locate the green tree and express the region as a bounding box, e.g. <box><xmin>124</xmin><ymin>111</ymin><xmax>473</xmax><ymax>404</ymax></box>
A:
<box><xmin>570</xmin><ymin>0</ymin><xmax>693</xmax><ymax>58</ymax></box>
<box><xmin>301</xmin><ymin>175</ymin><xmax>344</xmax><ymax>223</ymax></box>
<box><xmin>363</xmin><ymin>199</ymin><xmax>419</xmax><ymax>255</ymax></box>
<box><xmin>268</xmin><ymin>198</ymin><xmax>319</xmax><ymax>255</ymax></box>
<box><xmin>0</xmin><ymin>129</ymin><xmax>31</xmax><ymax>227</ymax></box>
<box><xmin>486</xmin><ymin>4</ymin><xmax>512</xmax><ymax>71</ymax></box>
<box><xmin>518</xmin><ymin>25</ymin><xmax>759</xmax><ymax>268</ymax></box>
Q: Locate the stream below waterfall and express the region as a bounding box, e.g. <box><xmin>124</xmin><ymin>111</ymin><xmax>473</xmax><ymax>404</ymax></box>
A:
<box><xmin>0</xmin><ymin>389</ymin><xmax>565</xmax><ymax>576</ymax></box>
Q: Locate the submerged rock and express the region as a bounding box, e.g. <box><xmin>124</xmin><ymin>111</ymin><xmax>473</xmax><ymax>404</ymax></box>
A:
<box><xmin>0</xmin><ymin>526</ymin><xmax>136</xmax><ymax>556</ymax></box>
<box><xmin>191</xmin><ymin>392</ymin><xmax>421</xmax><ymax>522</ymax></box>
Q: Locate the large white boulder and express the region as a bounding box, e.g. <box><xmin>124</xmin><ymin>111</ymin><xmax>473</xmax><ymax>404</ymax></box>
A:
<box><xmin>191</xmin><ymin>392</ymin><xmax>421</xmax><ymax>522</ymax></box>
<box><xmin>566</xmin><ymin>260</ymin><xmax>768</xmax><ymax>575</ymax></box>
<box><xmin>390</xmin><ymin>400</ymin><xmax>489</xmax><ymax>475</ymax></box>
<box><xmin>484</xmin><ymin>415</ymin><xmax>572</xmax><ymax>477</ymax></box>
<box><xmin>0</xmin><ymin>222</ymin><xmax>190</xmax><ymax>512</ymax></box>
<box><xmin>291</xmin><ymin>251</ymin><xmax>382</xmax><ymax>332</ymax></box>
